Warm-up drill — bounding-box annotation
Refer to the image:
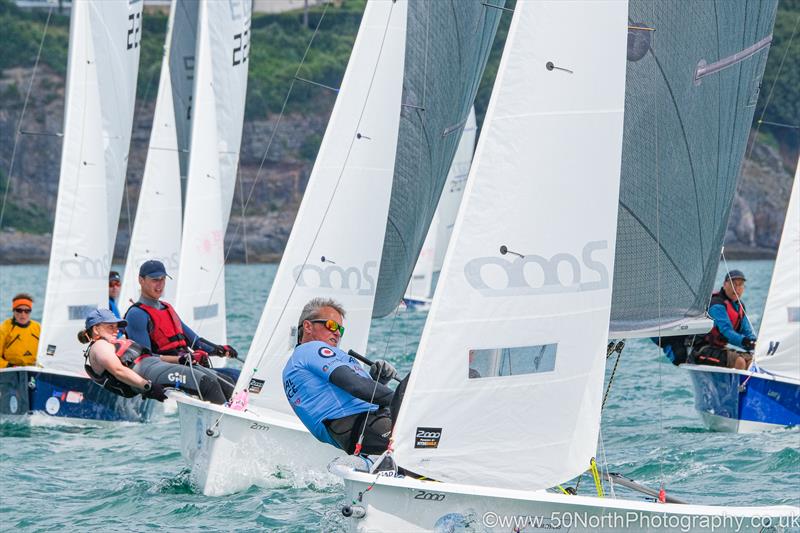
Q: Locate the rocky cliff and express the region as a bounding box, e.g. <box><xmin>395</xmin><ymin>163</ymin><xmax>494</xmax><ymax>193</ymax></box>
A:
<box><xmin>0</xmin><ymin>64</ymin><xmax>797</xmax><ymax>264</ymax></box>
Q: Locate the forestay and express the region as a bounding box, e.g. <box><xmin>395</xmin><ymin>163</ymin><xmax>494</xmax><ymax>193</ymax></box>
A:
<box><xmin>610</xmin><ymin>0</ymin><xmax>778</xmax><ymax>337</ymax></box>
<box><xmin>372</xmin><ymin>0</ymin><xmax>504</xmax><ymax>317</ymax></box>
<box><xmin>406</xmin><ymin>108</ymin><xmax>477</xmax><ymax>301</ymax></box>
<box><xmin>755</xmin><ymin>162</ymin><xmax>800</xmax><ymax>381</ymax></box>
<box><xmin>235</xmin><ymin>0</ymin><xmax>407</xmax><ymax>415</ymax></box>
<box><xmin>391</xmin><ymin>0</ymin><xmax>628</xmax><ymax>490</ymax></box>
<box><xmin>37</xmin><ymin>0</ymin><xmax>143</xmax><ymax>373</ymax></box>
<box><xmin>121</xmin><ymin>0</ymin><xmax>192</xmax><ymax>309</ymax></box>
<box><xmin>175</xmin><ymin>0</ymin><xmax>251</xmax><ymax>343</ymax></box>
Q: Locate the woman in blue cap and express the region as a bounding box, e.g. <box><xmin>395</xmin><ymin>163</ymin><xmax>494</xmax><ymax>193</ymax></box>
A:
<box><xmin>79</xmin><ymin>308</ymin><xmax>232</xmax><ymax>404</ymax></box>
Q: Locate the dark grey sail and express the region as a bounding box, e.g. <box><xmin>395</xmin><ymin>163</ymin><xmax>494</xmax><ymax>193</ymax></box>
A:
<box><xmin>170</xmin><ymin>0</ymin><xmax>199</xmax><ymax>191</ymax></box>
<box><xmin>610</xmin><ymin>0</ymin><xmax>778</xmax><ymax>335</ymax></box>
<box><xmin>371</xmin><ymin>0</ymin><xmax>506</xmax><ymax>317</ymax></box>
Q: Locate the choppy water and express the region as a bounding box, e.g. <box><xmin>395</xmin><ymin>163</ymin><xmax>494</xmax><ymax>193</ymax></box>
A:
<box><xmin>1</xmin><ymin>260</ymin><xmax>798</xmax><ymax>531</ymax></box>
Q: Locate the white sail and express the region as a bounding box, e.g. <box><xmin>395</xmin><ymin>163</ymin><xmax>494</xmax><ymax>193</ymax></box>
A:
<box><xmin>120</xmin><ymin>0</ymin><xmax>186</xmax><ymax>310</ymax></box>
<box><xmin>405</xmin><ymin>108</ymin><xmax>476</xmax><ymax>302</ymax></box>
<box><xmin>37</xmin><ymin>0</ymin><xmax>143</xmax><ymax>372</ymax></box>
<box><xmin>755</xmin><ymin>161</ymin><xmax>800</xmax><ymax>380</ymax></box>
<box><xmin>236</xmin><ymin>0</ymin><xmax>407</xmax><ymax>415</ymax></box>
<box><xmin>93</xmin><ymin>0</ymin><xmax>144</xmax><ymax>258</ymax></box>
<box><xmin>174</xmin><ymin>0</ymin><xmax>251</xmax><ymax>343</ymax></box>
<box><xmin>391</xmin><ymin>0</ymin><xmax>628</xmax><ymax>490</ymax></box>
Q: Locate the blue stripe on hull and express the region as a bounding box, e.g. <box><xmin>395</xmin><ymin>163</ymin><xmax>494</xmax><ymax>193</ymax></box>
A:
<box><xmin>687</xmin><ymin>367</ymin><xmax>800</xmax><ymax>431</ymax></box>
<box><xmin>0</xmin><ymin>369</ymin><xmax>154</xmax><ymax>423</ymax></box>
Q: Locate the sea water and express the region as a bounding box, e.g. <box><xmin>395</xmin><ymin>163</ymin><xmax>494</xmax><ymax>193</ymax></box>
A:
<box><xmin>0</xmin><ymin>260</ymin><xmax>798</xmax><ymax>531</ymax></box>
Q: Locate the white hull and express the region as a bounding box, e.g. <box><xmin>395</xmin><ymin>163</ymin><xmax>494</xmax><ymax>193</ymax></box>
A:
<box><xmin>332</xmin><ymin>465</ymin><xmax>799</xmax><ymax>532</ymax></box>
<box><xmin>697</xmin><ymin>411</ymin><xmax>788</xmax><ymax>434</ymax></box>
<box><xmin>174</xmin><ymin>393</ymin><xmax>342</xmax><ymax>496</ymax></box>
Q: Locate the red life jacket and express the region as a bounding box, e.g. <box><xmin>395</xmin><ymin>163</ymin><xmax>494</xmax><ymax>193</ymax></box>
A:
<box><xmin>704</xmin><ymin>291</ymin><xmax>745</xmax><ymax>348</ymax></box>
<box><xmin>84</xmin><ymin>339</ymin><xmax>150</xmax><ymax>398</ymax></box>
<box><xmin>130</xmin><ymin>301</ymin><xmax>188</xmax><ymax>354</ymax></box>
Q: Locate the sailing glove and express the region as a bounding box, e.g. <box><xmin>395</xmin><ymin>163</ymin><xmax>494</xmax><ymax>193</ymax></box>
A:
<box><xmin>142</xmin><ymin>381</ymin><xmax>168</xmax><ymax>402</ymax></box>
<box><xmin>742</xmin><ymin>338</ymin><xmax>756</xmax><ymax>351</ymax></box>
<box><xmin>179</xmin><ymin>350</ymin><xmax>210</xmax><ymax>367</ymax></box>
<box><xmin>212</xmin><ymin>344</ymin><xmax>238</xmax><ymax>358</ymax></box>
<box><xmin>370</xmin><ymin>360</ymin><xmax>397</xmax><ymax>384</ymax></box>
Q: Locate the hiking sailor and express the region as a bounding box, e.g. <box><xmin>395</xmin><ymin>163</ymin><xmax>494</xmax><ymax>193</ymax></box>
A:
<box><xmin>0</xmin><ymin>293</ymin><xmax>40</xmax><ymax>368</ymax></box>
<box><xmin>80</xmin><ymin>308</ymin><xmax>233</xmax><ymax>404</ymax></box>
<box><xmin>282</xmin><ymin>298</ymin><xmax>406</xmax><ymax>455</ymax></box>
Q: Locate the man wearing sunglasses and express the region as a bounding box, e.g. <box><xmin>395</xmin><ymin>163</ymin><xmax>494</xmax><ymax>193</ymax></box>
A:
<box><xmin>0</xmin><ymin>293</ymin><xmax>41</xmax><ymax>369</ymax></box>
<box><xmin>283</xmin><ymin>297</ymin><xmax>402</xmax><ymax>455</ymax></box>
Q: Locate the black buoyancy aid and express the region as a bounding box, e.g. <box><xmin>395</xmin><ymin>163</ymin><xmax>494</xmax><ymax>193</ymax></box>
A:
<box><xmin>704</xmin><ymin>291</ymin><xmax>745</xmax><ymax>348</ymax></box>
<box><xmin>129</xmin><ymin>301</ymin><xmax>188</xmax><ymax>354</ymax></box>
<box><xmin>84</xmin><ymin>339</ymin><xmax>150</xmax><ymax>398</ymax></box>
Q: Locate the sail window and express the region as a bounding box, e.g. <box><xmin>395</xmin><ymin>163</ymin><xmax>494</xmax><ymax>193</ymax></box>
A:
<box><xmin>468</xmin><ymin>344</ymin><xmax>557</xmax><ymax>379</ymax></box>
<box><xmin>193</xmin><ymin>304</ymin><xmax>219</xmax><ymax>320</ymax></box>
<box><xmin>69</xmin><ymin>305</ymin><xmax>97</xmax><ymax>321</ymax></box>
<box><xmin>788</xmin><ymin>307</ymin><xmax>800</xmax><ymax>323</ymax></box>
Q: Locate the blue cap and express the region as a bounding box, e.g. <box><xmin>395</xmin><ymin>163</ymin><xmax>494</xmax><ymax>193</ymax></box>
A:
<box><xmin>138</xmin><ymin>259</ymin><xmax>172</xmax><ymax>279</ymax></box>
<box><xmin>726</xmin><ymin>269</ymin><xmax>746</xmax><ymax>282</ymax></box>
<box><xmin>84</xmin><ymin>308</ymin><xmax>127</xmax><ymax>330</ymax></box>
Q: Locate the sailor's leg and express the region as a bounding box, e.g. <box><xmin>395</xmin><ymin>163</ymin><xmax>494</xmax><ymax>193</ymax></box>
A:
<box><xmin>135</xmin><ymin>358</ymin><xmax>227</xmax><ymax>404</ymax></box>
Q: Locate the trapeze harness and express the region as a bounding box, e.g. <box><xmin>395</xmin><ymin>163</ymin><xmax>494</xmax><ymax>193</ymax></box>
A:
<box><xmin>129</xmin><ymin>301</ymin><xmax>188</xmax><ymax>354</ymax></box>
<box><xmin>704</xmin><ymin>291</ymin><xmax>745</xmax><ymax>348</ymax></box>
<box><xmin>84</xmin><ymin>339</ymin><xmax>150</xmax><ymax>398</ymax></box>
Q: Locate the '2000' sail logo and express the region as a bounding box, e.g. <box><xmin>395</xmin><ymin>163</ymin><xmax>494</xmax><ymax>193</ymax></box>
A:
<box><xmin>464</xmin><ymin>241</ymin><xmax>610</xmax><ymax>296</ymax></box>
<box><xmin>293</xmin><ymin>261</ymin><xmax>377</xmax><ymax>296</ymax></box>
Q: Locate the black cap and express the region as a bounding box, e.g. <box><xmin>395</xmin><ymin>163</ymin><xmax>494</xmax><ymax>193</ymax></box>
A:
<box><xmin>138</xmin><ymin>260</ymin><xmax>172</xmax><ymax>279</ymax></box>
<box><xmin>726</xmin><ymin>269</ymin><xmax>746</xmax><ymax>282</ymax></box>
<box><xmin>109</xmin><ymin>271</ymin><xmax>121</xmax><ymax>283</ymax></box>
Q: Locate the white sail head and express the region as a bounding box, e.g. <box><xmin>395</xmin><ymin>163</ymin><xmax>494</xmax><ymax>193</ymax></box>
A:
<box><xmin>120</xmin><ymin>0</ymin><xmax>186</xmax><ymax>311</ymax></box>
<box><xmin>38</xmin><ymin>0</ymin><xmax>143</xmax><ymax>372</ymax></box>
<box><xmin>391</xmin><ymin>0</ymin><xmax>628</xmax><ymax>490</ymax></box>
<box><xmin>236</xmin><ymin>0</ymin><xmax>408</xmax><ymax>415</ymax></box>
<box><xmin>174</xmin><ymin>0</ymin><xmax>251</xmax><ymax>344</ymax></box>
<box><xmin>755</xmin><ymin>161</ymin><xmax>800</xmax><ymax>380</ymax></box>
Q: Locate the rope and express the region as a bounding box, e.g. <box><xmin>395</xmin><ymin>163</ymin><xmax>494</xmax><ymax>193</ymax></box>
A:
<box><xmin>0</xmin><ymin>7</ymin><xmax>53</xmax><ymax>231</ymax></box>
<box><xmin>601</xmin><ymin>341</ymin><xmax>624</xmax><ymax>411</ymax></box>
<box><xmin>590</xmin><ymin>457</ymin><xmax>604</xmax><ymax>498</ymax></box>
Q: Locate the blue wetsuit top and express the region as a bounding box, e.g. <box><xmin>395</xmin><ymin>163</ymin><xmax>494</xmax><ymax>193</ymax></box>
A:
<box><xmin>282</xmin><ymin>341</ymin><xmax>378</xmax><ymax>447</ymax></box>
<box><xmin>109</xmin><ymin>297</ymin><xmax>121</xmax><ymax>319</ymax></box>
<box><xmin>124</xmin><ymin>296</ymin><xmax>216</xmax><ymax>353</ymax></box>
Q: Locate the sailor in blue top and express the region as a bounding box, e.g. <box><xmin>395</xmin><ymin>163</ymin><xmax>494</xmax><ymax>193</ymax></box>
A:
<box><xmin>283</xmin><ymin>297</ymin><xmax>402</xmax><ymax>455</ymax></box>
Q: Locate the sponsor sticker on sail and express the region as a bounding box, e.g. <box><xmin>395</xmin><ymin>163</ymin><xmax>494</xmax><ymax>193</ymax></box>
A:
<box><xmin>414</xmin><ymin>427</ymin><xmax>442</xmax><ymax>449</ymax></box>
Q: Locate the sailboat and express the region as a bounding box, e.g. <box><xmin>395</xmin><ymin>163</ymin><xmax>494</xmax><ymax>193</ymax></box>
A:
<box><xmin>684</xmin><ymin>160</ymin><xmax>800</xmax><ymax>433</ymax></box>
<box><xmin>172</xmin><ymin>0</ymin><xmax>505</xmax><ymax>496</ymax></box>
<box><xmin>403</xmin><ymin>108</ymin><xmax>476</xmax><ymax>310</ymax></box>
<box><xmin>120</xmin><ymin>0</ymin><xmax>198</xmax><ymax>310</ymax></box>
<box><xmin>0</xmin><ymin>0</ymin><xmax>151</xmax><ymax>422</ymax></box>
<box><xmin>332</xmin><ymin>1</ymin><xmax>799</xmax><ymax>530</ymax></box>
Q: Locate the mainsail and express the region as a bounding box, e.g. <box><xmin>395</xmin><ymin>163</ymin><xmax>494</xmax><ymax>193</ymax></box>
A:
<box><xmin>405</xmin><ymin>108</ymin><xmax>477</xmax><ymax>301</ymax></box>
<box><xmin>235</xmin><ymin>0</ymin><xmax>408</xmax><ymax>415</ymax></box>
<box><xmin>755</xmin><ymin>161</ymin><xmax>800</xmax><ymax>381</ymax></box>
<box><xmin>38</xmin><ymin>0</ymin><xmax>143</xmax><ymax>372</ymax></box>
<box><xmin>174</xmin><ymin>0</ymin><xmax>251</xmax><ymax>342</ymax></box>
<box><xmin>391</xmin><ymin>0</ymin><xmax>628</xmax><ymax>489</ymax></box>
<box><xmin>371</xmin><ymin>0</ymin><xmax>505</xmax><ymax>317</ymax></box>
<box><xmin>610</xmin><ymin>0</ymin><xmax>777</xmax><ymax>337</ymax></box>
<box><xmin>121</xmin><ymin>0</ymin><xmax>194</xmax><ymax>309</ymax></box>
